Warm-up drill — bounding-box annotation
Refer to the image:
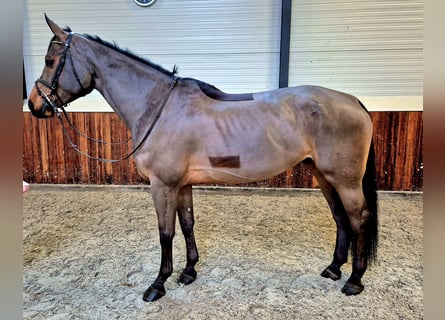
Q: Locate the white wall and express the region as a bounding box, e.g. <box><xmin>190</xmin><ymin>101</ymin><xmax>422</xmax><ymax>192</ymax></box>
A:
<box><xmin>289</xmin><ymin>0</ymin><xmax>423</xmax><ymax>111</ymax></box>
<box><xmin>24</xmin><ymin>0</ymin><xmax>423</xmax><ymax>112</ymax></box>
<box><xmin>24</xmin><ymin>0</ymin><xmax>281</xmax><ymax>111</ymax></box>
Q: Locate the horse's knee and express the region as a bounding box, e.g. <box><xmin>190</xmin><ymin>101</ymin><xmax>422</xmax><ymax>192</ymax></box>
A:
<box><xmin>159</xmin><ymin>231</ymin><xmax>175</xmax><ymax>245</ymax></box>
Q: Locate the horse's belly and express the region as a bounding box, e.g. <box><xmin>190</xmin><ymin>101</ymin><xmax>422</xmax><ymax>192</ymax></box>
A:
<box><xmin>182</xmin><ymin>107</ymin><xmax>313</xmax><ymax>185</ymax></box>
<box><xmin>184</xmin><ymin>151</ymin><xmax>307</xmax><ymax>185</ymax></box>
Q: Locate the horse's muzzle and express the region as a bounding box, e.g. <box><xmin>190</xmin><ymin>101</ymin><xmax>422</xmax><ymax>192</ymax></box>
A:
<box><xmin>28</xmin><ymin>99</ymin><xmax>54</xmax><ymax>118</ymax></box>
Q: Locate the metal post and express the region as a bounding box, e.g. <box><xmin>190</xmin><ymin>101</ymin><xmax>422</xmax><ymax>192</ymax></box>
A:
<box><xmin>279</xmin><ymin>0</ymin><xmax>292</xmax><ymax>88</ymax></box>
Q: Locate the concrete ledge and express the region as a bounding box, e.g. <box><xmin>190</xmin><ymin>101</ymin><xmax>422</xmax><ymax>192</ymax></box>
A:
<box><xmin>27</xmin><ymin>183</ymin><xmax>423</xmax><ymax>199</ymax></box>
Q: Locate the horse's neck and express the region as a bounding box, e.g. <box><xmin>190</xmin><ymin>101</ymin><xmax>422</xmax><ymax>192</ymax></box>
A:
<box><xmin>86</xmin><ymin>42</ymin><xmax>171</xmax><ymax>136</ymax></box>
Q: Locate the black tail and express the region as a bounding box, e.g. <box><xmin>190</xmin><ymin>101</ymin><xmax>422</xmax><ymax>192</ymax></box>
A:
<box><xmin>362</xmin><ymin>138</ymin><xmax>379</xmax><ymax>264</ymax></box>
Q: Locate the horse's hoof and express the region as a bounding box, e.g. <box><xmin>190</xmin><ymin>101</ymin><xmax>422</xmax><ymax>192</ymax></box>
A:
<box><xmin>143</xmin><ymin>284</ymin><xmax>166</xmax><ymax>302</ymax></box>
<box><xmin>341</xmin><ymin>280</ymin><xmax>364</xmax><ymax>296</ymax></box>
<box><xmin>321</xmin><ymin>267</ymin><xmax>341</xmax><ymax>281</ymax></box>
<box><xmin>178</xmin><ymin>269</ymin><xmax>197</xmax><ymax>285</ymax></box>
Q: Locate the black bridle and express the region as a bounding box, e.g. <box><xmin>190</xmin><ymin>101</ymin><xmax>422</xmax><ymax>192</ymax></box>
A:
<box><xmin>34</xmin><ymin>32</ymin><xmax>86</xmax><ymax>118</ymax></box>
<box><xmin>33</xmin><ymin>32</ymin><xmax>179</xmax><ymax>162</ymax></box>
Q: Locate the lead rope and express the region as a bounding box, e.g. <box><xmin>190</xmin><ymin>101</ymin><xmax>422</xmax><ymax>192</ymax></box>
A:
<box><xmin>56</xmin><ymin>73</ymin><xmax>178</xmax><ymax>163</ymax></box>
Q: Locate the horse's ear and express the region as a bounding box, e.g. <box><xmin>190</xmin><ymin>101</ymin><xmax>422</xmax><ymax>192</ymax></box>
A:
<box><xmin>44</xmin><ymin>13</ymin><xmax>68</xmax><ymax>41</ymax></box>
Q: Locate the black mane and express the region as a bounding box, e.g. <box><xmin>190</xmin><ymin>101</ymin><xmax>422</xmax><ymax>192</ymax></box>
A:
<box><xmin>82</xmin><ymin>33</ymin><xmax>176</xmax><ymax>77</ymax></box>
<box><xmin>70</xmin><ymin>30</ymin><xmax>253</xmax><ymax>101</ymax></box>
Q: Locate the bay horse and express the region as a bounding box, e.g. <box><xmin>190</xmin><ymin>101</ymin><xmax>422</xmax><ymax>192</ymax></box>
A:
<box><xmin>28</xmin><ymin>15</ymin><xmax>378</xmax><ymax>302</ymax></box>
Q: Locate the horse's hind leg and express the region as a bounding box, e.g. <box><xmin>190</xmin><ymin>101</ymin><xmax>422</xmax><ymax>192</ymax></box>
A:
<box><xmin>307</xmin><ymin>156</ymin><xmax>377</xmax><ymax>295</ymax></box>
<box><xmin>177</xmin><ymin>185</ymin><xmax>199</xmax><ymax>285</ymax></box>
<box><xmin>304</xmin><ymin>161</ymin><xmax>352</xmax><ymax>281</ymax></box>
<box><xmin>334</xmin><ymin>185</ymin><xmax>374</xmax><ymax>295</ymax></box>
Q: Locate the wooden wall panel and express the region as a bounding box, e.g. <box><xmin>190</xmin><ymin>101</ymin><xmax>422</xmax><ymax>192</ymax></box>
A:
<box><xmin>23</xmin><ymin>111</ymin><xmax>423</xmax><ymax>191</ymax></box>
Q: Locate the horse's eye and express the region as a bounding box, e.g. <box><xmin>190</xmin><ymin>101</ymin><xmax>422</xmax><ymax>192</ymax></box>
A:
<box><xmin>45</xmin><ymin>59</ymin><xmax>54</xmax><ymax>67</ymax></box>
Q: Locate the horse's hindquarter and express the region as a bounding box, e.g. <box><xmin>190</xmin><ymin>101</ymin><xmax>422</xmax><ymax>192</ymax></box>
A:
<box><xmin>291</xmin><ymin>86</ymin><xmax>374</xmax><ymax>183</ymax></box>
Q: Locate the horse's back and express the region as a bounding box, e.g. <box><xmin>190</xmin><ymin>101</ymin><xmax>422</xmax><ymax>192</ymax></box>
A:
<box><xmin>258</xmin><ymin>85</ymin><xmax>366</xmax><ymax>114</ymax></box>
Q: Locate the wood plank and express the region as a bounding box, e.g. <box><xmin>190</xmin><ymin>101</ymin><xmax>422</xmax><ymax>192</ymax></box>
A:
<box><xmin>408</xmin><ymin>112</ymin><xmax>423</xmax><ymax>190</ymax></box>
<box><xmin>37</xmin><ymin>119</ymin><xmax>50</xmax><ymax>183</ymax></box>
<box><xmin>62</xmin><ymin>114</ymin><xmax>77</xmax><ymax>183</ymax></box>
<box><xmin>22</xmin><ymin>111</ymin><xmax>423</xmax><ymax>190</ymax></box>
<box><xmin>93</xmin><ymin>112</ymin><xmax>104</xmax><ymax>184</ymax></box>
<box><xmin>101</xmin><ymin>113</ymin><xmax>113</xmax><ymax>183</ymax></box>
<box><xmin>22</xmin><ymin>115</ymin><xmax>35</xmax><ymax>181</ymax></box>
<box><xmin>53</xmin><ymin>116</ymin><xmax>66</xmax><ymax>183</ymax></box>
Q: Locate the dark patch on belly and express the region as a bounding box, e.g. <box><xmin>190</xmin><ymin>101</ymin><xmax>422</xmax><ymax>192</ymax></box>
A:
<box><xmin>208</xmin><ymin>155</ymin><xmax>240</xmax><ymax>168</ymax></box>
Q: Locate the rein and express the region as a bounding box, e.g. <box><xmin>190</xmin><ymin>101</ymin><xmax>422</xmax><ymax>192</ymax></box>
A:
<box><xmin>58</xmin><ymin>106</ymin><xmax>132</xmax><ymax>145</ymax></box>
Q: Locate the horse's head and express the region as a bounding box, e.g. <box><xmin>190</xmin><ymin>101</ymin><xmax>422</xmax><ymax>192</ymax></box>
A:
<box><xmin>28</xmin><ymin>15</ymin><xmax>95</xmax><ymax>118</ymax></box>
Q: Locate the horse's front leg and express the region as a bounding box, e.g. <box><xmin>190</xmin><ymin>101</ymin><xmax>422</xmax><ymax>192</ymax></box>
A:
<box><xmin>143</xmin><ymin>180</ymin><xmax>179</xmax><ymax>302</ymax></box>
<box><xmin>177</xmin><ymin>185</ymin><xmax>199</xmax><ymax>285</ymax></box>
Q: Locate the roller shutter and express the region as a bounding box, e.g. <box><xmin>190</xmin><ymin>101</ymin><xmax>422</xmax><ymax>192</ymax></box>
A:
<box><xmin>24</xmin><ymin>1</ymin><xmax>423</xmax><ymax>112</ymax></box>
<box><xmin>289</xmin><ymin>0</ymin><xmax>423</xmax><ymax>110</ymax></box>
<box><xmin>23</xmin><ymin>0</ymin><xmax>281</xmax><ymax>111</ymax></box>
